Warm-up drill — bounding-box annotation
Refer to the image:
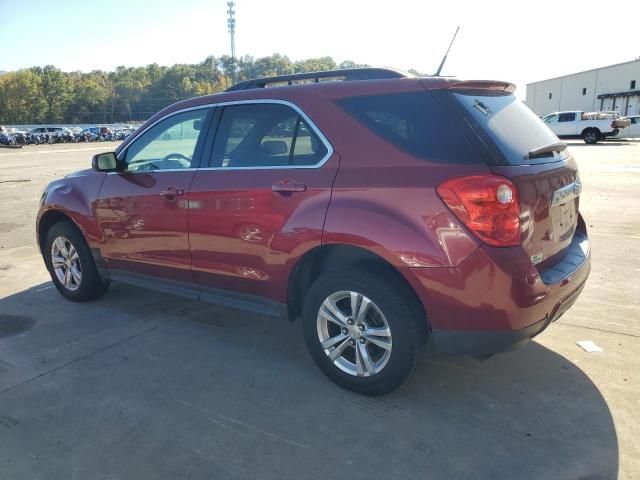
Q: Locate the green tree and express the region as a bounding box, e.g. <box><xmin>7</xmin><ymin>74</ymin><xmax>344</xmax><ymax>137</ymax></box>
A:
<box><xmin>294</xmin><ymin>56</ymin><xmax>337</xmax><ymax>73</ymax></box>
<box><xmin>66</xmin><ymin>71</ymin><xmax>110</xmax><ymax>123</ymax></box>
<box><xmin>36</xmin><ymin>65</ymin><xmax>73</xmax><ymax>122</ymax></box>
<box><xmin>0</xmin><ymin>70</ymin><xmax>47</xmax><ymax>124</ymax></box>
<box><xmin>0</xmin><ymin>54</ymin><xmax>379</xmax><ymax>124</ymax></box>
<box><xmin>338</xmin><ymin>60</ymin><xmax>369</xmax><ymax>69</ymax></box>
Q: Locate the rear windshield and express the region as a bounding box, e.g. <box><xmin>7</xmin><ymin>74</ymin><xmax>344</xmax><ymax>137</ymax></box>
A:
<box><xmin>337</xmin><ymin>92</ymin><xmax>480</xmax><ymax>164</ymax></box>
<box><xmin>451</xmin><ymin>91</ymin><xmax>562</xmax><ymax>165</ymax></box>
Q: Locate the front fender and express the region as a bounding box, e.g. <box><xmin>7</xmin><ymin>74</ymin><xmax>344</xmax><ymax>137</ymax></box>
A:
<box><xmin>37</xmin><ymin>170</ymin><xmax>106</xmax><ymax>252</ymax></box>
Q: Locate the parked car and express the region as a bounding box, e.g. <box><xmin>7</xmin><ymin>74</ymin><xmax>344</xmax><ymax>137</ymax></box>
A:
<box><xmin>613</xmin><ymin>115</ymin><xmax>640</xmax><ymax>138</ymax></box>
<box><xmin>29</xmin><ymin>126</ymin><xmax>72</xmax><ymax>136</ymax></box>
<box><xmin>541</xmin><ymin>110</ymin><xmax>630</xmax><ymax>143</ymax></box>
<box><xmin>36</xmin><ymin>68</ymin><xmax>591</xmax><ymax>395</ymax></box>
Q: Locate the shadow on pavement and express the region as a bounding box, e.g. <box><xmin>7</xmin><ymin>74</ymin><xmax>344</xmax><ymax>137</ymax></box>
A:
<box><xmin>0</xmin><ymin>282</ymin><xmax>618</xmax><ymax>480</ymax></box>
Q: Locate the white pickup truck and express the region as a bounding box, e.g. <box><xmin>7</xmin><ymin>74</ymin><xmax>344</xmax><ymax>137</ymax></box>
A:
<box><xmin>541</xmin><ymin>111</ymin><xmax>631</xmax><ymax>144</ymax></box>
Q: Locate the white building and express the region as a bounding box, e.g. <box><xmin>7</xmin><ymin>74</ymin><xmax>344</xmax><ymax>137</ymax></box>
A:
<box><xmin>525</xmin><ymin>59</ymin><xmax>639</xmax><ymax>117</ymax></box>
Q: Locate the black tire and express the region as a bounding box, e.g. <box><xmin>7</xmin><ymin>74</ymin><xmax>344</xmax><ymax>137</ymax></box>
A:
<box><xmin>302</xmin><ymin>268</ymin><xmax>427</xmax><ymax>396</ymax></box>
<box><xmin>582</xmin><ymin>128</ymin><xmax>600</xmax><ymax>144</ymax></box>
<box><xmin>43</xmin><ymin>221</ymin><xmax>109</xmax><ymax>302</ymax></box>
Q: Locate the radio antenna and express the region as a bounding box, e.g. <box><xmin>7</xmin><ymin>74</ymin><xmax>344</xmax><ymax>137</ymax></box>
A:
<box><xmin>434</xmin><ymin>26</ymin><xmax>460</xmax><ymax>77</ymax></box>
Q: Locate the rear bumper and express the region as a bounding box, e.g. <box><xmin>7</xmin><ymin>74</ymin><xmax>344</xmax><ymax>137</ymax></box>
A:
<box><xmin>430</xmin><ymin>279</ymin><xmax>586</xmax><ymax>355</ymax></box>
<box><xmin>408</xmin><ymin>222</ymin><xmax>591</xmax><ymax>356</ymax></box>
<box><xmin>431</xmin><ymin>317</ymin><xmax>547</xmax><ymax>356</ymax></box>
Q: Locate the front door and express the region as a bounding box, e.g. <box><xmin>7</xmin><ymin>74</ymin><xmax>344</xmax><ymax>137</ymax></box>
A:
<box><xmin>96</xmin><ymin>107</ymin><xmax>213</xmax><ymax>282</ymax></box>
<box><xmin>555</xmin><ymin>112</ymin><xmax>576</xmax><ymax>136</ymax></box>
<box><xmin>188</xmin><ymin>101</ymin><xmax>338</xmax><ymax>303</ymax></box>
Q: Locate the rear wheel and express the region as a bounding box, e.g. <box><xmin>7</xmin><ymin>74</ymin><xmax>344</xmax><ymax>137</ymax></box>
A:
<box><xmin>302</xmin><ymin>268</ymin><xmax>426</xmax><ymax>396</ymax></box>
<box><xmin>582</xmin><ymin>128</ymin><xmax>600</xmax><ymax>144</ymax></box>
<box><xmin>44</xmin><ymin>222</ymin><xmax>109</xmax><ymax>302</ymax></box>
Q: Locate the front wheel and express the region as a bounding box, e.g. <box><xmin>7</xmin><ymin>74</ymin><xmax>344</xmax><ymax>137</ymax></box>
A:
<box><xmin>302</xmin><ymin>269</ymin><xmax>426</xmax><ymax>396</ymax></box>
<box><xmin>44</xmin><ymin>221</ymin><xmax>109</xmax><ymax>302</ymax></box>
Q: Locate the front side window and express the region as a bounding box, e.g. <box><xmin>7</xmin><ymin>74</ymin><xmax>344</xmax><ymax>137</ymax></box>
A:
<box><xmin>543</xmin><ymin>114</ymin><xmax>558</xmax><ymax>124</ymax></box>
<box><xmin>558</xmin><ymin>112</ymin><xmax>576</xmax><ymax>122</ymax></box>
<box><xmin>124</xmin><ymin>108</ymin><xmax>210</xmax><ymax>172</ymax></box>
<box><xmin>211</xmin><ymin>103</ymin><xmax>328</xmax><ymax>168</ymax></box>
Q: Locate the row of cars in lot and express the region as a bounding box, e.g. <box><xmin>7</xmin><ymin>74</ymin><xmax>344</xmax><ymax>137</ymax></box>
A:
<box><xmin>0</xmin><ymin>125</ymin><xmax>137</xmax><ymax>146</ymax></box>
<box><xmin>542</xmin><ymin>110</ymin><xmax>638</xmax><ymax>143</ymax></box>
<box><xmin>3</xmin><ymin>112</ymin><xmax>638</xmax><ymax>148</ymax></box>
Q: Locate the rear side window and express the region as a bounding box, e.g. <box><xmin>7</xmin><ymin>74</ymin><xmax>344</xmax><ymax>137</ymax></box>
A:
<box><xmin>211</xmin><ymin>103</ymin><xmax>328</xmax><ymax>168</ymax></box>
<box><xmin>337</xmin><ymin>92</ymin><xmax>479</xmax><ymax>164</ymax></box>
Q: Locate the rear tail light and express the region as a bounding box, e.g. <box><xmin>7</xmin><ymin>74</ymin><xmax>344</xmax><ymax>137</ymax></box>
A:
<box><xmin>436</xmin><ymin>175</ymin><xmax>521</xmax><ymax>247</ymax></box>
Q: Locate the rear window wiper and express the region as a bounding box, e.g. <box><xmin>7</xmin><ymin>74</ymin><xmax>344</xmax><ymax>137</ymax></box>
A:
<box><xmin>525</xmin><ymin>142</ymin><xmax>567</xmax><ymax>160</ymax></box>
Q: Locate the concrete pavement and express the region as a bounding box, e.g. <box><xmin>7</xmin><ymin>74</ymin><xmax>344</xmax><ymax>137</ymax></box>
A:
<box><xmin>0</xmin><ymin>141</ymin><xmax>638</xmax><ymax>479</ymax></box>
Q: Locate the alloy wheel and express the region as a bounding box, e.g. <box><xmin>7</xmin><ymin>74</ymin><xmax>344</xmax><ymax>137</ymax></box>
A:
<box><xmin>316</xmin><ymin>291</ymin><xmax>392</xmax><ymax>377</ymax></box>
<box><xmin>51</xmin><ymin>236</ymin><xmax>82</xmax><ymax>291</ymax></box>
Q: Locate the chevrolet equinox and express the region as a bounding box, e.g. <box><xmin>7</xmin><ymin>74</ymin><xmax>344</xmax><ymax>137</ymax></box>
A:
<box><xmin>37</xmin><ymin>68</ymin><xmax>591</xmax><ymax>395</ymax></box>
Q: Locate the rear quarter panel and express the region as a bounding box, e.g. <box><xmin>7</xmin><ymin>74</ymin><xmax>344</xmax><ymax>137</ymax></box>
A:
<box><xmin>312</xmin><ymin>89</ymin><xmax>488</xmax><ymax>270</ymax></box>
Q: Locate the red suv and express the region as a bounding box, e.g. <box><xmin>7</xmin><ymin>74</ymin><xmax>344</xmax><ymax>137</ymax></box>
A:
<box><xmin>37</xmin><ymin>68</ymin><xmax>590</xmax><ymax>395</ymax></box>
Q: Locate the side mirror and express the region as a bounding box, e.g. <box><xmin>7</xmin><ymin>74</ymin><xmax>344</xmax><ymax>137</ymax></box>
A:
<box><xmin>193</xmin><ymin>119</ymin><xmax>202</xmax><ymax>131</ymax></box>
<box><xmin>261</xmin><ymin>140</ymin><xmax>288</xmax><ymax>155</ymax></box>
<box><xmin>92</xmin><ymin>152</ymin><xmax>118</xmax><ymax>171</ymax></box>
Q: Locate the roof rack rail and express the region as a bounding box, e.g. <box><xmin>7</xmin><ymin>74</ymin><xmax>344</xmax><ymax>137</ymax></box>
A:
<box><xmin>225</xmin><ymin>67</ymin><xmax>410</xmax><ymax>92</ymax></box>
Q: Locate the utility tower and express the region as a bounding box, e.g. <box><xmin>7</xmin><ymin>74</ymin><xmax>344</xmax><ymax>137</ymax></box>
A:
<box><xmin>227</xmin><ymin>1</ymin><xmax>236</xmax><ymax>83</ymax></box>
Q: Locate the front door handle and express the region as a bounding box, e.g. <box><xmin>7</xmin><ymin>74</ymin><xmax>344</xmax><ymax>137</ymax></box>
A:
<box><xmin>160</xmin><ymin>186</ymin><xmax>185</xmax><ymax>199</ymax></box>
<box><xmin>272</xmin><ymin>180</ymin><xmax>307</xmax><ymax>194</ymax></box>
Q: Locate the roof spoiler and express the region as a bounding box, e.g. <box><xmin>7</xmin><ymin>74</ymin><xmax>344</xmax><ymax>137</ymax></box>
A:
<box><xmin>447</xmin><ymin>80</ymin><xmax>516</xmax><ymax>93</ymax></box>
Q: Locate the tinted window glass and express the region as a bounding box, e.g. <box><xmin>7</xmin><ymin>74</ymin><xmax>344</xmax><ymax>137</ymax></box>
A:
<box><xmin>125</xmin><ymin>108</ymin><xmax>210</xmax><ymax>172</ymax></box>
<box><xmin>453</xmin><ymin>92</ymin><xmax>561</xmax><ymax>165</ymax></box>
<box><xmin>337</xmin><ymin>92</ymin><xmax>478</xmax><ymax>164</ymax></box>
<box><xmin>212</xmin><ymin>103</ymin><xmax>328</xmax><ymax>168</ymax></box>
<box><xmin>291</xmin><ymin>119</ymin><xmax>328</xmax><ymax>166</ymax></box>
<box><xmin>558</xmin><ymin>112</ymin><xmax>576</xmax><ymax>122</ymax></box>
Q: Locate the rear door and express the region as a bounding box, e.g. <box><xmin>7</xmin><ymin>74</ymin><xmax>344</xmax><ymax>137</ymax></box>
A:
<box><xmin>444</xmin><ymin>90</ymin><xmax>581</xmax><ymax>268</ymax></box>
<box><xmin>630</xmin><ymin>116</ymin><xmax>640</xmax><ymax>137</ymax></box>
<box><xmin>188</xmin><ymin>100</ymin><xmax>338</xmax><ymax>303</ymax></box>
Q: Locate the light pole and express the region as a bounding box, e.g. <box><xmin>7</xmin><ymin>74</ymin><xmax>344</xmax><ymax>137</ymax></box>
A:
<box><xmin>227</xmin><ymin>1</ymin><xmax>236</xmax><ymax>84</ymax></box>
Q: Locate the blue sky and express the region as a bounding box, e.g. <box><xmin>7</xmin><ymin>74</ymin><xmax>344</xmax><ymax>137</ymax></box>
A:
<box><xmin>1</xmin><ymin>0</ymin><xmax>638</xmax><ymax>97</ymax></box>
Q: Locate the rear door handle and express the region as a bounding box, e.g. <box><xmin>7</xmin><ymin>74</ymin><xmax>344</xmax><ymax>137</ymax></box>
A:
<box><xmin>160</xmin><ymin>186</ymin><xmax>185</xmax><ymax>198</ymax></box>
<box><xmin>272</xmin><ymin>180</ymin><xmax>307</xmax><ymax>194</ymax></box>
